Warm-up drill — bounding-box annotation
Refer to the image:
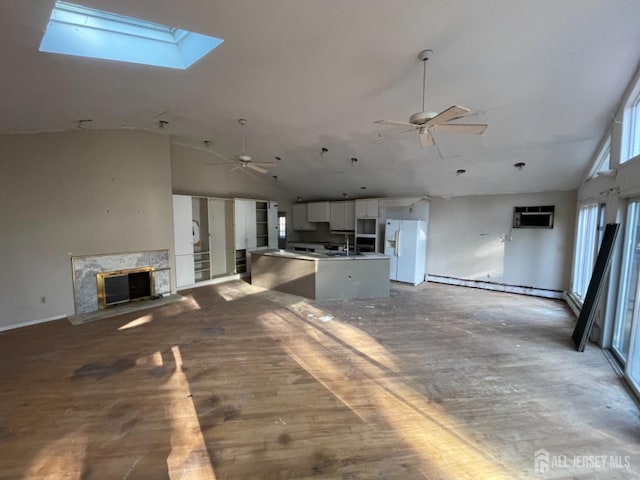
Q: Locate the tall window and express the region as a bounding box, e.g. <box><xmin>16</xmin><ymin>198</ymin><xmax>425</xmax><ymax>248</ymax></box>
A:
<box><xmin>571</xmin><ymin>204</ymin><xmax>600</xmax><ymax>300</ymax></box>
<box><xmin>622</xmin><ymin>92</ymin><xmax>640</xmax><ymax>163</ymax></box>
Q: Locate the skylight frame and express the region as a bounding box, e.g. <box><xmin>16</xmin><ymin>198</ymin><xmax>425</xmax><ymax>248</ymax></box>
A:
<box><xmin>39</xmin><ymin>1</ymin><xmax>223</xmax><ymax>70</ymax></box>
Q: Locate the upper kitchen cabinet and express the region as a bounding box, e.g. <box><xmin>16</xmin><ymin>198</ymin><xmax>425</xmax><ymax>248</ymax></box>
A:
<box><xmin>292</xmin><ymin>203</ymin><xmax>316</xmax><ymax>231</ymax></box>
<box><xmin>307</xmin><ymin>201</ymin><xmax>331</xmax><ymax>222</ymax></box>
<box><xmin>330</xmin><ymin>201</ymin><xmax>355</xmax><ymax>231</ymax></box>
<box><xmin>355</xmin><ymin>199</ymin><xmax>379</xmax><ymax>218</ymax></box>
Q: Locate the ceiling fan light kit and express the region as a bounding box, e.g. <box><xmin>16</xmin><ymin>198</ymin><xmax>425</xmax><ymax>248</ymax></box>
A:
<box><xmin>374</xmin><ymin>49</ymin><xmax>488</xmax><ymax>151</ymax></box>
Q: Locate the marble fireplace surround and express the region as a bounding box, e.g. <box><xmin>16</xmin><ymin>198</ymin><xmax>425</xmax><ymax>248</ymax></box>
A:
<box><xmin>72</xmin><ymin>250</ymin><xmax>171</xmax><ymax>314</ymax></box>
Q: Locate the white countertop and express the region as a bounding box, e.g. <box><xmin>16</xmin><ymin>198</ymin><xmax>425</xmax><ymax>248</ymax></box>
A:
<box><xmin>252</xmin><ymin>249</ymin><xmax>389</xmax><ymax>261</ymax></box>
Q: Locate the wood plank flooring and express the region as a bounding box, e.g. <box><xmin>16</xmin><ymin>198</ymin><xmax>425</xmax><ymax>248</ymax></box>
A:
<box><xmin>1</xmin><ymin>281</ymin><xmax>639</xmax><ymax>479</ymax></box>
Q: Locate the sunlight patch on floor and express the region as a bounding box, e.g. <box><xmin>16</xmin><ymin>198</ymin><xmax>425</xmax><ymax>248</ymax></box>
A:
<box><xmin>259</xmin><ymin>308</ymin><xmax>512</xmax><ymax>478</ymax></box>
<box><xmin>118</xmin><ymin>313</ymin><xmax>154</xmax><ymax>330</ymax></box>
<box><xmin>165</xmin><ymin>345</ymin><xmax>216</xmax><ymax>480</ymax></box>
<box><xmin>22</xmin><ymin>428</ymin><xmax>88</xmax><ymax>479</ymax></box>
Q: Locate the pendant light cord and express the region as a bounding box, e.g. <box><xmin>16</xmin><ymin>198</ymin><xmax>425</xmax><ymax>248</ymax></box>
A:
<box><xmin>422</xmin><ymin>57</ymin><xmax>427</xmax><ymax>112</ymax></box>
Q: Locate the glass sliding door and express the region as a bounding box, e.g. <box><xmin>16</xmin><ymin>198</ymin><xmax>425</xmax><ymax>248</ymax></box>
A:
<box><xmin>612</xmin><ymin>200</ymin><xmax>640</xmax><ymax>363</ymax></box>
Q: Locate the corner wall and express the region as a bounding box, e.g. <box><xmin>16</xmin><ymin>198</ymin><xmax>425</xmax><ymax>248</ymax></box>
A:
<box><xmin>0</xmin><ymin>130</ymin><xmax>174</xmax><ymax>330</ymax></box>
<box><xmin>427</xmin><ymin>191</ymin><xmax>577</xmax><ymax>292</ymax></box>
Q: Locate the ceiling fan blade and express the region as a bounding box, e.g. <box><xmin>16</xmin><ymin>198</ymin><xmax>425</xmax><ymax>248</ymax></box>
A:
<box><xmin>419</xmin><ymin>131</ymin><xmax>434</xmax><ymax>148</ymax></box>
<box><xmin>229</xmin><ymin>164</ymin><xmax>242</xmax><ymax>173</ymax></box>
<box><xmin>426</xmin><ymin>105</ymin><xmax>470</xmax><ymax>126</ymax></box>
<box><xmin>372</xmin><ymin>127</ymin><xmax>417</xmax><ymax>144</ymax></box>
<box><xmin>206</xmin><ymin>162</ymin><xmax>233</xmax><ymax>166</ymax></box>
<box><xmin>247</xmin><ymin>163</ymin><xmax>268</xmax><ymax>174</ymax></box>
<box><xmin>374</xmin><ymin>120</ymin><xmax>418</xmax><ymax>128</ymax></box>
<box><xmin>432</xmin><ymin>123</ymin><xmax>488</xmax><ymax>134</ymax></box>
<box><xmin>251</xmin><ymin>162</ymin><xmax>276</xmax><ymax>167</ymax></box>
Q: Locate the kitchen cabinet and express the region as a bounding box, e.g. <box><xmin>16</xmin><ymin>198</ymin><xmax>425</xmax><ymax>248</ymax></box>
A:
<box><xmin>307</xmin><ymin>201</ymin><xmax>331</xmax><ymax>222</ymax></box>
<box><xmin>355</xmin><ymin>199</ymin><xmax>379</xmax><ymax>218</ymax></box>
<box><xmin>330</xmin><ymin>201</ymin><xmax>355</xmax><ymax>231</ymax></box>
<box><xmin>292</xmin><ymin>203</ymin><xmax>316</xmax><ymax>231</ymax></box>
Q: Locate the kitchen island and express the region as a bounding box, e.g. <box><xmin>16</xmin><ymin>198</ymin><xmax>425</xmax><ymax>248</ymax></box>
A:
<box><xmin>251</xmin><ymin>250</ymin><xmax>389</xmax><ymax>299</ymax></box>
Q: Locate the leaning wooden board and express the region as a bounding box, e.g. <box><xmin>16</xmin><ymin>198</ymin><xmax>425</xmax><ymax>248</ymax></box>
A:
<box><xmin>572</xmin><ymin>223</ymin><xmax>620</xmax><ymax>352</ymax></box>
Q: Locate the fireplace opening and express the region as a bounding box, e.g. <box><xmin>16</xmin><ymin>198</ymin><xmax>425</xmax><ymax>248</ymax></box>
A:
<box><xmin>97</xmin><ymin>267</ymin><xmax>155</xmax><ymax>309</ymax></box>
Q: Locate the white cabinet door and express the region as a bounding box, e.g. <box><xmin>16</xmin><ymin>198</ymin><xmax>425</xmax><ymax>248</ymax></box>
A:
<box><xmin>355</xmin><ymin>199</ymin><xmax>379</xmax><ymax>218</ymax></box>
<box><xmin>173</xmin><ymin>195</ymin><xmax>194</xmax><ymax>255</ymax></box>
<box><xmin>292</xmin><ymin>203</ymin><xmax>316</xmax><ymax>231</ymax></box>
<box><xmin>234</xmin><ymin>199</ymin><xmax>247</xmax><ymax>250</ymax></box>
<box><xmin>307</xmin><ymin>201</ymin><xmax>331</xmax><ymax>222</ymax></box>
<box><xmin>345</xmin><ymin>201</ymin><xmax>355</xmax><ymax>230</ymax></box>
<box><xmin>245</xmin><ymin>200</ymin><xmax>257</xmax><ymax>250</ymax></box>
<box><xmin>268</xmin><ymin>201</ymin><xmax>278</xmax><ymax>248</ymax></box>
<box><xmin>175</xmin><ymin>254</ymin><xmax>195</xmax><ymax>288</ymax></box>
<box><xmin>330</xmin><ymin>202</ymin><xmax>345</xmax><ymax>230</ymax></box>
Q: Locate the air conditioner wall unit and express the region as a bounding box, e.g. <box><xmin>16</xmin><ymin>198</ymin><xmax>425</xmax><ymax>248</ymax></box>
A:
<box><xmin>513</xmin><ymin>205</ymin><xmax>555</xmax><ymax>229</ymax></box>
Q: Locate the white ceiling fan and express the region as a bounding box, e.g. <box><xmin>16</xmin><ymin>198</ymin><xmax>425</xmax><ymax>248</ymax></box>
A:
<box><xmin>374</xmin><ymin>49</ymin><xmax>487</xmax><ymax>149</ymax></box>
<box><xmin>207</xmin><ymin>118</ymin><xmax>274</xmax><ymax>174</ymax></box>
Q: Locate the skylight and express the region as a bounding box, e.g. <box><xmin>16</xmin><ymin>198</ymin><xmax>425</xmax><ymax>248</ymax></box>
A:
<box><xmin>39</xmin><ymin>1</ymin><xmax>223</xmax><ymax>69</ymax></box>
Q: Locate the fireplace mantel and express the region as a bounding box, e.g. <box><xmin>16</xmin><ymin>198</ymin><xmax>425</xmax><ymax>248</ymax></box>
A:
<box><xmin>71</xmin><ymin>250</ymin><xmax>170</xmax><ymax>314</ymax></box>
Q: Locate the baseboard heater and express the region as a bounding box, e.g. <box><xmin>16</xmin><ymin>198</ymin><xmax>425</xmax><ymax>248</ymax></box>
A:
<box><xmin>427</xmin><ymin>274</ymin><xmax>564</xmax><ymax>299</ymax></box>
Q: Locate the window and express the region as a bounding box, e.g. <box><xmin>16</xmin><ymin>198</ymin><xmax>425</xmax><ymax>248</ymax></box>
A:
<box><xmin>571</xmin><ymin>204</ymin><xmax>601</xmax><ymax>300</ymax></box>
<box><xmin>39</xmin><ymin>1</ymin><xmax>223</xmax><ymax>69</ymax></box>
<box><xmin>588</xmin><ymin>135</ymin><xmax>611</xmax><ymax>178</ymax></box>
<box><xmin>278</xmin><ymin>215</ymin><xmax>286</xmax><ymax>239</ymax></box>
<box><xmin>622</xmin><ymin>90</ymin><xmax>640</xmax><ymax>163</ymax></box>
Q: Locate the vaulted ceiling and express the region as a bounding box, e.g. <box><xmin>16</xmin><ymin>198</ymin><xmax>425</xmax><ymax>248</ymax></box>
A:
<box><xmin>2</xmin><ymin>0</ymin><xmax>639</xmax><ymax>200</ymax></box>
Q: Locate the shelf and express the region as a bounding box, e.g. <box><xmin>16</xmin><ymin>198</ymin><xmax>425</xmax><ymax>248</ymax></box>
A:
<box><xmin>356</xmin><ymin>233</ymin><xmax>376</xmax><ymax>238</ymax></box>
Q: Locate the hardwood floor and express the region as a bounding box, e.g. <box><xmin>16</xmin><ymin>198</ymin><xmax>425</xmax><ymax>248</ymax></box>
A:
<box><xmin>1</xmin><ymin>281</ymin><xmax>639</xmax><ymax>479</ymax></box>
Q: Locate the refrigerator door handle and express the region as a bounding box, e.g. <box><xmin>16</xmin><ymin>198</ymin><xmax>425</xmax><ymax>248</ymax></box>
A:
<box><xmin>396</xmin><ymin>229</ymin><xmax>401</xmax><ymax>257</ymax></box>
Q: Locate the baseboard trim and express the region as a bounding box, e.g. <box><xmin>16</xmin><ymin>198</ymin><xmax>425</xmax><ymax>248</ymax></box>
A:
<box><xmin>427</xmin><ymin>275</ymin><xmax>564</xmax><ymax>299</ymax></box>
<box><xmin>0</xmin><ymin>314</ymin><xmax>67</xmax><ymax>333</ymax></box>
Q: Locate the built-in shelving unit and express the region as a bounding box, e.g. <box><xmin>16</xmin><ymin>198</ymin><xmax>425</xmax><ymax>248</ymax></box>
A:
<box><xmin>193</xmin><ymin>251</ymin><xmax>211</xmax><ymax>282</ymax></box>
<box><xmin>235</xmin><ymin>249</ymin><xmax>247</xmax><ymax>274</ymax></box>
<box><xmin>256</xmin><ymin>201</ymin><xmax>268</xmax><ymax>248</ymax></box>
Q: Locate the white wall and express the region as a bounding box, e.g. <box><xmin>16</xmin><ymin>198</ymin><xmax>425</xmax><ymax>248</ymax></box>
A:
<box><xmin>428</xmin><ymin>191</ymin><xmax>577</xmax><ymax>292</ymax></box>
<box><xmin>0</xmin><ymin>130</ymin><xmax>173</xmax><ymax>330</ymax></box>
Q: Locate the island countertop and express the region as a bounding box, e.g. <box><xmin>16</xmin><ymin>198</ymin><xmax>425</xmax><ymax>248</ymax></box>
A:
<box><xmin>251</xmin><ymin>250</ymin><xmax>390</xmax><ymax>299</ymax></box>
<box><xmin>252</xmin><ymin>249</ymin><xmax>389</xmax><ymax>261</ymax></box>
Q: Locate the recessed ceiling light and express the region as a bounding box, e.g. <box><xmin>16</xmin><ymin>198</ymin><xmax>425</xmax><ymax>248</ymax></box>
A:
<box><xmin>514</xmin><ymin>162</ymin><xmax>526</xmax><ymax>170</ymax></box>
<box><xmin>39</xmin><ymin>1</ymin><xmax>223</xmax><ymax>69</ymax></box>
<box><xmin>275</xmin><ymin>156</ymin><xmax>282</xmax><ymax>161</ymax></box>
<box><xmin>456</xmin><ymin>169</ymin><xmax>466</xmax><ymax>176</ymax></box>
<box><xmin>360</xmin><ymin>186</ymin><xmax>367</xmax><ymax>190</ymax></box>
<box><xmin>321</xmin><ymin>147</ymin><xmax>328</xmax><ymax>158</ymax></box>
<box><xmin>351</xmin><ymin>157</ymin><xmax>358</xmax><ymax>166</ymax></box>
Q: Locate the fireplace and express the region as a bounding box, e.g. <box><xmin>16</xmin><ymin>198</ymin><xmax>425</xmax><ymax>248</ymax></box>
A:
<box><xmin>96</xmin><ymin>266</ymin><xmax>155</xmax><ymax>309</ymax></box>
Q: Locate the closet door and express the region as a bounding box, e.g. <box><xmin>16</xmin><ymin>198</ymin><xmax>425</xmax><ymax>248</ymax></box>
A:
<box><xmin>172</xmin><ymin>195</ymin><xmax>195</xmax><ymax>288</ymax></box>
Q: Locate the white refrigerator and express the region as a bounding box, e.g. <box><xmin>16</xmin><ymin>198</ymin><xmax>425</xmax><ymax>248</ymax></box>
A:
<box><xmin>384</xmin><ymin>219</ymin><xmax>427</xmax><ymax>285</ymax></box>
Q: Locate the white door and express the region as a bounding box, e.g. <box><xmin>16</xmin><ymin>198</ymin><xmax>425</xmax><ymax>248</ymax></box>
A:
<box><xmin>172</xmin><ymin>195</ymin><xmax>195</xmax><ymax>288</ymax></box>
<box><xmin>234</xmin><ymin>199</ymin><xmax>248</xmax><ymax>250</ymax></box>
<box><xmin>245</xmin><ymin>200</ymin><xmax>257</xmax><ymax>249</ymax></box>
